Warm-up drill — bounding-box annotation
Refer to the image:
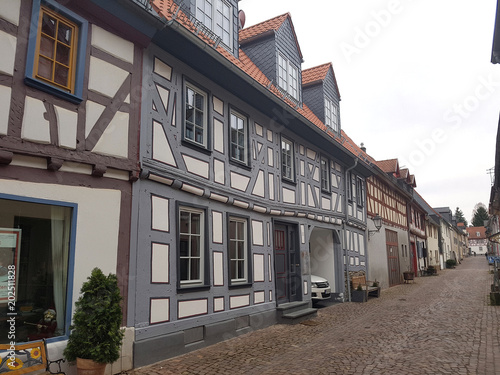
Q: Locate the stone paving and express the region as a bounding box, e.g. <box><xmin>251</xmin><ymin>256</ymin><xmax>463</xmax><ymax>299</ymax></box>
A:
<box><xmin>127</xmin><ymin>257</ymin><xmax>499</xmax><ymax>374</ymax></box>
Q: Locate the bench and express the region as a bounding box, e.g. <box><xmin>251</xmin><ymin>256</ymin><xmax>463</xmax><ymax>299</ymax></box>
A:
<box><xmin>0</xmin><ymin>339</ymin><xmax>65</xmax><ymax>374</ymax></box>
<box><xmin>351</xmin><ymin>275</ymin><xmax>381</xmax><ymax>300</ymax></box>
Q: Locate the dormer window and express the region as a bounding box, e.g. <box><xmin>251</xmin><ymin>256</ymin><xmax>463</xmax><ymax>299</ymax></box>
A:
<box><xmin>196</xmin><ymin>0</ymin><xmax>232</xmax><ymax>48</ymax></box>
<box><xmin>325</xmin><ymin>98</ymin><xmax>338</xmax><ymax>132</ymax></box>
<box><xmin>278</xmin><ymin>53</ymin><xmax>299</xmax><ymax>100</ymax></box>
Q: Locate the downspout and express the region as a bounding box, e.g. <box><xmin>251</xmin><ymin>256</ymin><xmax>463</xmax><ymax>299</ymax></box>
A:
<box><xmin>344</xmin><ymin>158</ymin><xmax>358</xmax><ymax>302</ymax></box>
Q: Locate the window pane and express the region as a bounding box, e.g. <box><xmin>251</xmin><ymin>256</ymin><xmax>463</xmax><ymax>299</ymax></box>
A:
<box><xmin>180</xmin><ymin>235</ymin><xmax>189</xmax><ymax>257</ymax></box>
<box><xmin>40</xmin><ymin>35</ymin><xmax>55</xmax><ymax>58</ymax></box>
<box><xmin>41</xmin><ymin>13</ymin><xmax>56</xmax><ymax>37</ymax></box>
<box><xmin>56</xmin><ymin>43</ymin><xmax>70</xmax><ymax>65</ymax></box>
<box><xmin>0</xmin><ymin>199</ymin><xmax>71</xmax><ymax>343</ymax></box>
<box><xmin>190</xmin><ymin>258</ymin><xmax>200</xmax><ymax>280</ymax></box>
<box><xmin>191</xmin><ymin>237</ymin><xmax>200</xmax><ymax>257</ymax></box>
<box><xmin>38</xmin><ymin>56</ymin><xmax>53</xmax><ymax>80</ymax></box>
<box><xmin>54</xmin><ymin>64</ymin><xmax>69</xmax><ymax>87</ymax></box>
<box><xmin>237</xmin><ymin>242</ymin><xmax>244</xmax><ymax>259</ymax></box>
<box><xmin>180</xmin><ymin>211</ymin><xmax>190</xmax><ymax>233</ymax></box>
<box><xmin>230</xmin><ymin>260</ymin><xmax>237</xmax><ymax>280</ymax></box>
<box><xmin>57</xmin><ymin>22</ymin><xmax>72</xmax><ymax>44</ymax></box>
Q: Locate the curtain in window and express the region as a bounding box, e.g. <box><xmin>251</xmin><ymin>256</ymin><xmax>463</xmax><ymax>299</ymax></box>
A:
<box><xmin>51</xmin><ymin>206</ymin><xmax>70</xmax><ymax>336</ymax></box>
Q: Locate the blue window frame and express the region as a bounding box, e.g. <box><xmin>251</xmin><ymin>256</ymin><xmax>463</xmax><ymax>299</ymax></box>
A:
<box><xmin>25</xmin><ymin>0</ymin><xmax>88</xmax><ymax>104</ymax></box>
<box><xmin>0</xmin><ymin>193</ymin><xmax>77</xmax><ymax>344</ymax></box>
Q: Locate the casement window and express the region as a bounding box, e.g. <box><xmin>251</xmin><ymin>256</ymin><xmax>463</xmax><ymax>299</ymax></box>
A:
<box><xmin>184</xmin><ymin>83</ymin><xmax>208</xmax><ymax>148</ymax></box>
<box><xmin>325</xmin><ymin>98</ymin><xmax>339</xmax><ymax>132</ymax></box>
<box><xmin>346</xmin><ymin>172</ymin><xmax>353</xmax><ymax>201</ymax></box>
<box><xmin>0</xmin><ymin>196</ymin><xmax>75</xmax><ymax>344</ymax></box>
<box><xmin>278</xmin><ymin>53</ymin><xmax>299</xmax><ymax>100</ymax></box>
<box><xmin>230</xmin><ymin>110</ymin><xmax>248</xmax><ymax>164</ymax></box>
<box><xmin>179</xmin><ymin>206</ymin><xmax>206</xmax><ymax>287</ymax></box>
<box><xmin>25</xmin><ymin>0</ymin><xmax>88</xmax><ymax>103</ymax></box>
<box><xmin>356</xmin><ymin>177</ymin><xmax>364</xmax><ymax>207</ymax></box>
<box><xmin>281</xmin><ymin>137</ymin><xmax>294</xmax><ymax>182</ymax></box>
<box><xmin>196</xmin><ymin>0</ymin><xmax>232</xmax><ymax>48</ymax></box>
<box><xmin>228</xmin><ymin>216</ymin><xmax>248</xmax><ymax>284</ymax></box>
<box><xmin>320</xmin><ymin>157</ymin><xmax>330</xmax><ymax>192</ymax></box>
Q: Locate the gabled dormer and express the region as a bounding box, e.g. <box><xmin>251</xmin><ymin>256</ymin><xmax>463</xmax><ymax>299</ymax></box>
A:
<box><xmin>302</xmin><ymin>63</ymin><xmax>341</xmax><ymax>135</ymax></box>
<box><xmin>239</xmin><ymin>13</ymin><xmax>303</xmax><ymax>104</ymax></box>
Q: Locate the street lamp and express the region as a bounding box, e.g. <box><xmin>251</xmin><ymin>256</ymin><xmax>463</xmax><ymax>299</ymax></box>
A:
<box><xmin>368</xmin><ymin>214</ymin><xmax>383</xmax><ymax>239</ymax></box>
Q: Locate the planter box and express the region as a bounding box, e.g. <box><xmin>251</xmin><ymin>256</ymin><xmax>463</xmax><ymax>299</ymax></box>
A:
<box><xmin>403</xmin><ymin>271</ymin><xmax>414</xmax><ymax>283</ymax></box>
<box><xmin>351</xmin><ymin>290</ymin><xmax>367</xmax><ymax>303</ymax></box>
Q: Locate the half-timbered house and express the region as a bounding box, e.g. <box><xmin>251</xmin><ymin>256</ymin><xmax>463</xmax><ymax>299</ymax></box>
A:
<box><xmin>0</xmin><ymin>0</ymin><xmax>155</xmax><ymax>372</ymax></box>
<box><xmin>127</xmin><ymin>0</ymin><xmax>372</xmax><ymax>366</ymax></box>
<box><xmin>363</xmin><ymin>158</ymin><xmax>413</xmax><ymax>288</ymax></box>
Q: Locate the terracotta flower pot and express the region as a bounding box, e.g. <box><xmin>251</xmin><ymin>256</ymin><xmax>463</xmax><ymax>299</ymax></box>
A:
<box><xmin>76</xmin><ymin>358</ymin><xmax>107</xmax><ymax>375</ymax></box>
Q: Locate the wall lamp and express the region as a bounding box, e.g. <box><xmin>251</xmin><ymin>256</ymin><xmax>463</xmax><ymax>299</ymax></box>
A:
<box><xmin>368</xmin><ymin>214</ymin><xmax>383</xmax><ymax>239</ymax></box>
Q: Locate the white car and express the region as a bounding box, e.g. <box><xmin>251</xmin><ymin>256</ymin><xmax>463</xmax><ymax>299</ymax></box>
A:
<box><xmin>311</xmin><ymin>275</ymin><xmax>331</xmax><ymax>301</ymax></box>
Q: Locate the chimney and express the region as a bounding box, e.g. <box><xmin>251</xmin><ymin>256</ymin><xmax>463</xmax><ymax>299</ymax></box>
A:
<box><xmin>360</xmin><ymin>143</ymin><xmax>366</xmax><ymax>153</ymax></box>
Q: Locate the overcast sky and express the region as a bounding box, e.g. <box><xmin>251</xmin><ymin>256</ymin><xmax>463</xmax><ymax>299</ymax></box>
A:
<box><xmin>239</xmin><ymin>0</ymin><xmax>499</xmax><ymax>223</ymax></box>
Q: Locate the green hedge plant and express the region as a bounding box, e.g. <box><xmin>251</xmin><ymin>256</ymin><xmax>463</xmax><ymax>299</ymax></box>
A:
<box><xmin>64</xmin><ymin>267</ymin><xmax>124</xmax><ymax>364</ymax></box>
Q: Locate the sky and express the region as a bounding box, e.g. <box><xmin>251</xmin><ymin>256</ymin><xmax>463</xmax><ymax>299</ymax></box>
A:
<box><xmin>239</xmin><ymin>0</ymin><xmax>500</xmax><ymax>224</ymax></box>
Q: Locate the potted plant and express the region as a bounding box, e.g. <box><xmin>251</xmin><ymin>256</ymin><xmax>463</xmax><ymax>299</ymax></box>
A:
<box><xmin>446</xmin><ymin>259</ymin><xmax>457</xmax><ymax>269</ymax></box>
<box><xmin>403</xmin><ymin>270</ymin><xmax>414</xmax><ymax>283</ymax></box>
<box><xmin>64</xmin><ymin>267</ymin><xmax>124</xmax><ymax>375</ymax></box>
<box><xmin>351</xmin><ymin>284</ymin><xmax>366</xmax><ymax>302</ymax></box>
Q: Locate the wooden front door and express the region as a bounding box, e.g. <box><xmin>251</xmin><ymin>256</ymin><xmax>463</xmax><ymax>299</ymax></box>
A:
<box><xmin>274</xmin><ymin>224</ymin><xmax>300</xmax><ymax>304</ymax></box>
<box><xmin>385</xmin><ymin>229</ymin><xmax>401</xmax><ymax>287</ymax></box>
<box><xmin>411</xmin><ymin>241</ymin><xmax>418</xmax><ymax>274</ymax></box>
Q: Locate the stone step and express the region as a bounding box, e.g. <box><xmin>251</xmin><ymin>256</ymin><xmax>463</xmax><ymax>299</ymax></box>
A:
<box><xmin>279</xmin><ymin>306</ymin><xmax>317</xmax><ymax>325</ymax></box>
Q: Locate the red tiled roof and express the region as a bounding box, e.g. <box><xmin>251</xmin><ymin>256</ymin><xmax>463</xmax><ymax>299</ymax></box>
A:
<box><xmin>239</xmin><ymin>13</ymin><xmax>289</xmax><ymax>41</ymax></box>
<box><xmin>376</xmin><ymin>158</ymin><xmax>399</xmax><ymax>174</ymax></box>
<box><xmin>239</xmin><ymin>13</ymin><xmax>303</xmax><ymax>59</ymax></box>
<box><xmin>302</xmin><ymin>63</ymin><xmax>341</xmax><ymax>100</ymax></box>
<box><xmin>466</xmin><ymin>226</ymin><xmax>487</xmax><ymax>238</ymax></box>
<box><xmin>302</xmin><ymin>63</ymin><xmax>331</xmax><ymax>85</ymax></box>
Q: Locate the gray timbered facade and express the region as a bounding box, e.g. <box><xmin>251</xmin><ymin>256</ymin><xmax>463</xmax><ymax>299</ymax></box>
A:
<box><xmin>128</xmin><ymin>0</ymin><xmax>373</xmax><ymax>367</ymax></box>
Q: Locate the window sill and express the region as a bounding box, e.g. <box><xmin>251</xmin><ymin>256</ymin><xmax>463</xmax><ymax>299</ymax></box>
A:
<box><xmin>281</xmin><ymin>177</ymin><xmax>296</xmax><ymax>186</ymax></box>
<box><xmin>25</xmin><ymin>77</ymin><xmax>82</xmax><ymax>104</ymax></box>
<box><xmin>177</xmin><ymin>284</ymin><xmax>211</xmax><ymax>293</ymax></box>
<box><xmin>229</xmin><ymin>158</ymin><xmax>251</xmax><ymax>171</ymax></box>
<box><xmin>181</xmin><ymin>139</ymin><xmax>211</xmax><ymax>156</ymax></box>
<box><xmin>229</xmin><ymin>282</ymin><xmax>252</xmax><ymax>290</ymax></box>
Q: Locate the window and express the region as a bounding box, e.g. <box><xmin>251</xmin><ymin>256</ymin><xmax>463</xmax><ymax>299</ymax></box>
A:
<box><xmin>179</xmin><ymin>206</ymin><xmax>205</xmax><ymax>286</ymax></box>
<box><xmin>25</xmin><ymin>0</ymin><xmax>88</xmax><ymax>103</ymax></box>
<box><xmin>320</xmin><ymin>157</ymin><xmax>330</xmax><ymax>192</ymax></box>
<box><xmin>230</xmin><ymin>110</ymin><xmax>248</xmax><ymax>164</ymax></box>
<box><xmin>184</xmin><ymin>83</ymin><xmax>208</xmax><ymax>148</ymax></box>
<box><xmin>0</xmin><ymin>196</ymin><xmax>75</xmax><ymax>344</ymax></box>
<box><xmin>325</xmin><ymin>98</ymin><xmax>339</xmax><ymax>132</ymax></box>
<box><xmin>356</xmin><ymin>177</ymin><xmax>364</xmax><ymax>207</ymax></box>
<box><xmin>196</xmin><ymin>0</ymin><xmax>232</xmax><ymax>48</ymax></box>
<box><xmin>281</xmin><ymin>137</ymin><xmax>294</xmax><ymax>181</ymax></box>
<box><xmin>278</xmin><ymin>53</ymin><xmax>299</xmax><ymax>100</ymax></box>
<box><xmin>228</xmin><ymin>217</ymin><xmax>248</xmax><ymax>284</ymax></box>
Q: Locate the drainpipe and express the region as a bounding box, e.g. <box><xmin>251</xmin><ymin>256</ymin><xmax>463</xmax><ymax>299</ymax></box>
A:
<box><xmin>344</xmin><ymin>158</ymin><xmax>358</xmax><ymax>302</ymax></box>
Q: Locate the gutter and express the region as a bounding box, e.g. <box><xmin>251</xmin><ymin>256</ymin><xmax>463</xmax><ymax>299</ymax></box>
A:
<box><xmin>344</xmin><ymin>158</ymin><xmax>358</xmax><ymax>302</ymax></box>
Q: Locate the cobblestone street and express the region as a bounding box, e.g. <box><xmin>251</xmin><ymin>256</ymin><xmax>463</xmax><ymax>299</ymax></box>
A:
<box><xmin>129</xmin><ymin>257</ymin><xmax>499</xmax><ymax>375</ymax></box>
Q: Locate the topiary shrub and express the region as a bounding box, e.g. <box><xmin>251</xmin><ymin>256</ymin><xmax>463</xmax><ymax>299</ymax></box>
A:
<box><xmin>63</xmin><ymin>267</ymin><xmax>124</xmax><ymax>364</ymax></box>
<box><xmin>446</xmin><ymin>259</ymin><xmax>457</xmax><ymax>269</ymax></box>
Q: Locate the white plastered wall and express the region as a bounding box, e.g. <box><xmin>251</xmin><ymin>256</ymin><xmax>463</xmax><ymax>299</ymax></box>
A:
<box><xmin>1</xmin><ymin>179</ymin><xmax>123</xmax><ymax>374</ymax></box>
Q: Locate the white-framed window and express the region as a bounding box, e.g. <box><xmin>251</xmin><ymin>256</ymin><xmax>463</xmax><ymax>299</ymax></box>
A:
<box><xmin>179</xmin><ymin>206</ymin><xmax>205</xmax><ymax>286</ymax></box>
<box><xmin>184</xmin><ymin>82</ymin><xmax>208</xmax><ymax>148</ymax></box>
<box><xmin>325</xmin><ymin>98</ymin><xmax>339</xmax><ymax>132</ymax></box>
<box><xmin>277</xmin><ymin>53</ymin><xmax>299</xmax><ymax>100</ymax></box>
<box><xmin>228</xmin><ymin>216</ymin><xmax>248</xmax><ymax>284</ymax></box>
<box><xmin>281</xmin><ymin>137</ymin><xmax>294</xmax><ymax>181</ymax></box>
<box><xmin>230</xmin><ymin>110</ymin><xmax>248</xmax><ymax>164</ymax></box>
<box><xmin>320</xmin><ymin>157</ymin><xmax>330</xmax><ymax>192</ymax></box>
<box><xmin>196</xmin><ymin>0</ymin><xmax>232</xmax><ymax>48</ymax></box>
